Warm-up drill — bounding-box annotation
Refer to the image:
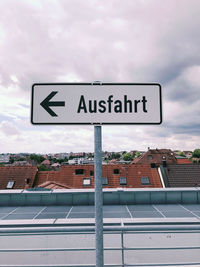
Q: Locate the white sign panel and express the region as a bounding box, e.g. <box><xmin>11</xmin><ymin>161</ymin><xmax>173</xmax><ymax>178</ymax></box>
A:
<box><xmin>31</xmin><ymin>83</ymin><xmax>162</xmax><ymax>125</ymax></box>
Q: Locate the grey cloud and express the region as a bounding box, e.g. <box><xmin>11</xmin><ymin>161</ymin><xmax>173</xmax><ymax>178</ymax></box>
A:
<box><xmin>164</xmin><ymin>123</ymin><xmax>200</xmax><ymax>135</ymax></box>
<box><xmin>0</xmin><ymin>0</ymin><xmax>199</xmax><ymax>90</ymax></box>
<box><xmin>164</xmin><ymin>65</ymin><xmax>200</xmax><ymax>104</ymax></box>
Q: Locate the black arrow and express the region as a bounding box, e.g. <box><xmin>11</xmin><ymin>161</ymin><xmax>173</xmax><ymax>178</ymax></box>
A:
<box><xmin>40</xmin><ymin>91</ymin><xmax>65</xmax><ymax>117</ymax></box>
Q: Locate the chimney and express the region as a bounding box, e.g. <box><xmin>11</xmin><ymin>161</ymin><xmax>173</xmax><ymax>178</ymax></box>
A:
<box><xmin>162</xmin><ymin>160</ymin><xmax>167</xmax><ymax>167</ymax></box>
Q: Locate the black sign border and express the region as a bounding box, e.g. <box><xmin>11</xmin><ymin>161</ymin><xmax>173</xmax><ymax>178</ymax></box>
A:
<box><xmin>31</xmin><ymin>83</ymin><xmax>162</xmax><ymax>125</ymax></box>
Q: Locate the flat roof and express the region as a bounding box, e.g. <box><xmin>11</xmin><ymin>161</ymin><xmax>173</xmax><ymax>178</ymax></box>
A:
<box><xmin>0</xmin><ymin>203</ymin><xmax>200</xmax><ymax>224</ymax></box>
<box><xmin>0</xmin><ymin>188</ymin><xmax>200</xmax><ymax>267</ymax></box>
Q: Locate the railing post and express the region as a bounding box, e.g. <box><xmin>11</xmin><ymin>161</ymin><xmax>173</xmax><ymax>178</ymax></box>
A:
<box><xmin>121</xmin><ymin>230</ymin><xmax>125</xmax><ymax>267</ymax></box>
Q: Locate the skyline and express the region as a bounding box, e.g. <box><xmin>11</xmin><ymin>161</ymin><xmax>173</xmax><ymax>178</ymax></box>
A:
<box><xmin>0</xmin><ymin>0</ymin><xmax>200</xmax><ymax>153</ymax></box>
<box><xmin>0</xmin><ymin>147</ymin><xmax>195</xmax><ymax>155</ymax></box>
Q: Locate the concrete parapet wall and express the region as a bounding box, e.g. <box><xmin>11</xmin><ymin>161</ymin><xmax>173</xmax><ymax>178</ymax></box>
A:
<box><xmin>0</xmin><ymin>188</ymin><xmax>200</xmax><ymax>206</ymax></box>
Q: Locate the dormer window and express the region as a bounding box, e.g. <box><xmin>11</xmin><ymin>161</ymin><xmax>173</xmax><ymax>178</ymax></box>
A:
<box><xmin>7</xmin><ymin>181</ymin><xmax>15</xmax><ymax>189</ymax></box>
<box><xmin>140</xmin><ymin>177</ymin><xmax>150</xmax><ymax>185</ymax></box>
<box><xmin>102</xmin><ymin>177</ymin><xmax>108</xmax><ymax>185</ymax></box>
<box><xmin>113</xmin><ymin>168</ymin><xmax>120</xmax><ymax>174</ymax></box>
<box><xmin>148</xmin><ymin>155</ymin><xmax>153</xmax><ymax>160</ymax></box>
<box><xmin>120</xmin><ymin>177</ymin><xmax>127</xmax><ymax>185</ymax></box>
<box><xmin>25</xmin><ymin>178</ymin><xmax>30</xmax><ymax>185</ymax></box>
<box><xmin>75</xmin><ymin>169</ymin><xmax>84</xmax><ymax>175</ymax></box>
<box><xmin>83</xmin><ymin>178</ymin><xmax>91</xmax><ymax>186</ymax></box>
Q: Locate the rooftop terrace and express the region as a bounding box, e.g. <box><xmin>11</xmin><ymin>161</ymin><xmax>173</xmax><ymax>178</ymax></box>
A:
<box><xmin>0</xmin><ymin>188</ymin><xmax>200</xmax><ymax>266</ymax></box>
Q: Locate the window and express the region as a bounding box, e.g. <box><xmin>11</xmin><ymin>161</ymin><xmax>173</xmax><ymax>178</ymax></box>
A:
<box><xmin>140</xmin><ymin>177</ymin><xmax>150</xmax><ymax>185</ymax></box>
<box><xmin>6</xmin><ymin>181</ymin><xmax>15</xmax><ymax>189</ymax></box>
<box><xmin>83</xmin><ymin>178</ymin><xmax>91</xmax><ymax>186</ymax></box>
<box><xmin>102</xmin><ymin>177</ymin><xmax>108</xmax><ymax>185</ymax></box>
<box><xmin>113</xmin><ymin>168</ymin><xmax>120</xmax><ymax>174</ymax></box>
<box><xmin>90</xmin><ymin>170</ymin><xmax>94</xmax><ymax>176</ymax></box>
<box><xmin>25</xmin><ymin>178</ymin><xmax>30</xmax><ymax>184</ymax></box>
<box><xmin>75</xmin><ymin>169</ymin><xmax>84</xmax><ymax>175</ymax></box>
<box><xmin>150</xmin><ymin>163</ymin><xmax>156</xmax><ymax>168</ymax></box>
<box><xmin>148</xmin><ymin>155</ymin><xmax>153</xmax><ymax>159</ymax></box>
<box><xmin>120</xmin><ymin>177</ymin><xmax>127</xmax><ymax>185</ymax></box>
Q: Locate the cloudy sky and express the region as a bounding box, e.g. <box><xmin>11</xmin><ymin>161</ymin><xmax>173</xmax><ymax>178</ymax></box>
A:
<box><xmin>0</xmin><ymin>0</ymin><xmax>200</xmax><ymax>153</ymax></box>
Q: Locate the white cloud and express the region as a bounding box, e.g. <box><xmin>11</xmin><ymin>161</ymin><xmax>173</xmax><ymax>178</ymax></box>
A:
<box><xmin>0</xmin><ymin>0</ymin><xmax>200</xmax><ymax>152</ymax></box>
<box><xmin>0</xmin><ymin>121</ymin><xmax>19</xmax><ymax>136</ymax></box>
<box><xmin>0</xmin><ymin>84</ymin><xmax>29</xmax><ymax>119</ymax></box>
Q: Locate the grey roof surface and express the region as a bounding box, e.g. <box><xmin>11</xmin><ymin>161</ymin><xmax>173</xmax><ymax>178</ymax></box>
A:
<box><xmin>164</xmin><ymin>164</ymin><xmax>200</xmax><ymax>187</ymax></box>
<box><xmin>1</xmin><ymin>204</ymin><xmax>200</xmax><ymax>222</ymax></box>
<box><xmin>1</xmin><ymin>189</ymin><xmax>200</xmax><ymax>267</ymax></box>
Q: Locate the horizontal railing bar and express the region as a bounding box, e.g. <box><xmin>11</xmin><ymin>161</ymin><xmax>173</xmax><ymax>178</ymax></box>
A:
<box><xmin>0</xmin><ymin>266</ymin><xmax>98</xmax><ymax>267</ymax></box>
<box><xmin>0</xmin><ymin>266</ymin><xmax>130</xmax><ymax>267</ymax></box>
<box><xmin>0</xmin><ymin>263</ymin><xmax>200</xmax><ymax>267</ymax></box>
<box><xmin>0</xmin><ymin>225</ymin><xmax>200</xmax><ymax>234</ymax></box>
<box><xmin>1</xmin><ymin>230</ymin><xmax>200</xmax><ymax>238</ymax></box>
<box><xmin>123</xmin><ymin>264</ymin><xmax>200</xmax><ymax>266</ymax></box>
<box><xmin>0</xmin><ymin>246</ymin><xmax>200</xmax><ymax>253</ymax></box>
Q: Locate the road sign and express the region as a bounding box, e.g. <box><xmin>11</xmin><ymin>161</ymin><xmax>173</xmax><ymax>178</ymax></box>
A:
<box><xmin>31</xmin><ymin>83</ymin><xmax>162</xmax><ymax>125</ymax></box>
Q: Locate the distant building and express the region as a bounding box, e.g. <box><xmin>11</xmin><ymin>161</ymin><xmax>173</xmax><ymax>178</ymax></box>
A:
<box><xmin>68</xmin><ymin>158</ymin><xmax>81</xmax><ymax>164</ymax></box>
<box><xmin>0</xmin><ymin>154</ymin><xmax>10</xmax><ymax>163</ymax></box>
<box><xmin>12</xmin><ymin>161</ymin><xmax>31</xmax><ymax>166</ymax></box>
<box><xmin>53</xmin><ymin>153</ymin><xmax>70</xmax><ymax>159</ymax></box>
<box><xmin>51</xmin><ymin>163</ymin><xmax>61</xmax><ymax>170</ymax></box>
<box><xmin>34</xmin><ymin>164</ymin><xmax>162</xmax><ymax>189</ymax></box>
<box><xmin>160</xmin><ymin>164</ymin><xmax>200</xmax><ymax>187</ymax></box>
<box><xmin>1</xmin><ymin>160</ymin><xmax>200</xmax><ymax>191</ymax></box>
<box><xmin>183</xmin><ymin>151</ymin><xmax>193</xmax><ymax>158</ymax></box>
<box><xmin>68</xmin><ymin>158</ymin><xmax>94</xmax><ymax>165</ymax></box>
<box><xmin>0</xmin><ymin>166</ymin><xmax>37</xmax><ymax>189</ymax></box>
<box><xmin>132</xmin><ymin>149</ymin><xmax>177</xmax><ymax>167</ymax></box>
<box><xmin>41</xmin><ymin>159</ymin><xmax>51</xmax><ymax>166</ymax></box>
<box><xmin>176</xmin><ymin>157</ymin><xmax>191</xmax><ymax>164</ymax></box>
<box><xmin>70</xmin><ymin>152</ymin><xmax>85</xmax><ymax>158</ymax></box>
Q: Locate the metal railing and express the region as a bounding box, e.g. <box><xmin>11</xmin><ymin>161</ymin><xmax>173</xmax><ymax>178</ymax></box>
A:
<box><xmin>0</xmin><ymin>225</ymin><xmax>200</xmax><ymax>266</ymax></box>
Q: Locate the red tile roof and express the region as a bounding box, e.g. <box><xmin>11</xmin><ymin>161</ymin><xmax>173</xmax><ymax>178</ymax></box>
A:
<box><xmin>38</xmin><ymin>181</ymin><xmax>72</xmax><ymax>189</ymax></box>
<box><xmin>34</xmin><ymin>164</ymin><xmax>162</xmax><ymax>189</ymax></box>
<box><xmin>0</xmin><ymin>166</ymin><xmax>37</xmax><ymax>189</ymax></box>
<box><xmin>131</xmin><ymin>149</ymin><xmax>177</xmax><ymax>166</ymax></box>
<box><xmin>177</xmin><ymin>158</ymin><xmax>192</xmax><ymax>164</ymax></box>
<box><xmin>0</xmin><ymin>164</ymin><xmax>163</xmax><ymax>190</ymax></box>
<box><xmin>33</xmin><ymin>171</ymin><xmax>60</xmax><ymax>187</ymax></box>
<box><xmin>41</xmin><ymin>159</ymin><xmax>51</xmax><ymax>165</ymax></box>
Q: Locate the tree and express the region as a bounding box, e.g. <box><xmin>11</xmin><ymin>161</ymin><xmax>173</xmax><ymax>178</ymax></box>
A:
<box><xmin>122</xmin><ymin>152</ymin><xmax>133</xmax><ymax>161</ymax></box>
<box><xmin>135</xmin><ymin>151</ymin><xmax>141</xmax><ymax>158</ymax></box>
<box><xmin>177</xmin><ymin>151</ymin><xmax>186</xmax><ymax>157</ymax></box>
<box><xmin>192</xmin><ymin>149</ymin><xmax>200</xmax><ymax>158</ymax></box>
<box><xmin>17</xmin><ymin>157</ymin><xmax>26</xmax><ymax>161</ymax></box>
<box><xmin>9</xmin><ymin>158</ymin><xmax>14</xmax><ymax>164</ymax></box>
<box><xmin>57</xmin><ymin>158</ymin><xmax>67</xmax><ymax>164</ymax></box>
<box><xmin>113</xmin><ymin>153</ymin><xmax>121</xmax><ymax>159</ymax></box>
<box><xmin>38</xmin><ymin>165</ymin><xmax>50</xmax><ymax>171</ymax></box>
<box><xmin>30</xmin><ymin>154</ymin><xmax>45</xmax><ymax>164</ymax></box>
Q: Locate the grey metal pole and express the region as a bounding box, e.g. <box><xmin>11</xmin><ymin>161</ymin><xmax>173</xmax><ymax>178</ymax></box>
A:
<box><xmin>94</xmin><ymin>125</ymin><xmax>104</xmax><ymax>267</ymax></box>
